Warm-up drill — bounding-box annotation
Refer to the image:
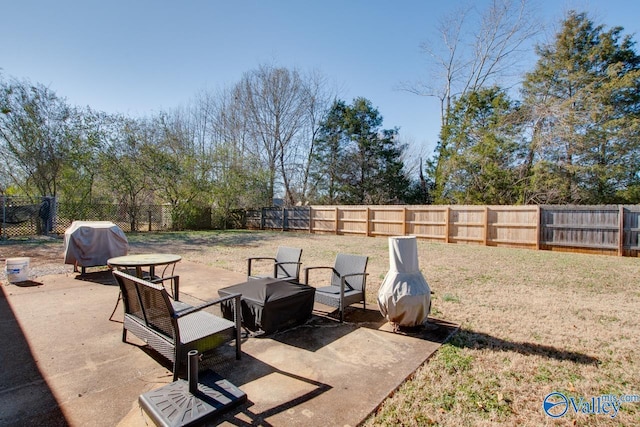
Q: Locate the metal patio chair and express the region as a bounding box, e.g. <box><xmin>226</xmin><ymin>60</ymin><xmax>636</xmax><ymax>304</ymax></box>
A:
<box><xmin>113</xmin><ymin>270</ymin><xmax>241</xmax><ymax>380</ymax></box>
<box><xmin>304</xmin><ymin>253</ymin><xmax>369</xmax><ymax>322</ymax></box>
<box><xmin>246</xmin><ymin>246</ymin><xmax>303</xmax><ymax>281</ymax></box>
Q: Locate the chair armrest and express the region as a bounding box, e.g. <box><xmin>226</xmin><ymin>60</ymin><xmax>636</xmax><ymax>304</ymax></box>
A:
<box><xmin>175</xmin><ymin>292</ymin><xmax>241</xmax><ymax>318</ymax></box>
<box><xmin>303</xmin><ymin>266</ymin><xmax>337</xmax><ymax>284</ymax></box>
<box><xmin>247</xmin><ymin>257</ymin><xmax>277</xmax><ymax>276</ymax></box>
<box><xmin>340</xmin><ymin>272</ymin><xmax>369</xmax><ymax>291</ymax></box>
<box><xmin>275</xmin><ymin>261</ymin><xmax>302</xmax><ymax>266</ymax></box>
<box><xmin>150</xmin><ymin>275</ymin><xmax>180</xmax><ymax>300</ymax></box>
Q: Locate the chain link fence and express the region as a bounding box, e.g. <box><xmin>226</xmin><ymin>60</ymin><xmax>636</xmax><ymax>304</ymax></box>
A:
<box><xmin>54</xmin><ymin>202</ymin><xmax>172</xmax><ymax>234</ymax></box>
<box><xmin>1</xmin><ymin>196</ymin><xmax>53</xmax><ymax>239</ymax></box>
<box><xmin>0</xmin><ymin>197</ymin><xmax>251</xmax><ymax>239</ymax></box>
<box><xmin>1</xmin><ymin>196</ymin><xmax>175</xmax><ymax>238</ymax></box>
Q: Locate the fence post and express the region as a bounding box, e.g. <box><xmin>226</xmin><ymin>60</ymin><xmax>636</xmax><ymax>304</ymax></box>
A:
<box><xmin>482</xmin><ymin>206</ymin><xmax>488</xmax><ymax>246</ymax></box>
<box><xmin>148</xmin><ymin>210</ymin><xmax>152</xmax><ymax>232</ymax></box>
<box><xmin>535</xmin><ymin>205</ymin><xmax>541</xmax><ymax>250</ymax></box>
<box><xmin>39</xmin><ymin>196</ymin><xmax>55</xmax><ymax>235</ymax></box>
<box><xmin>309</xmin><ymin>206</ymin><xmax>313</xmax><ymax>234</ymax></box>
<box><xmin>366</xmin><ymin>207</ymin><xmax>370</xmax><ymax>237</ymax></box>
<box><xmin>282</xmin><ymin>207</ymin><xmax>286</xmax><ymax>231</ymax></box>
<box><xmin>261</xmin><ymin>208</ymin><xmax>265</xmax><ymax>230</ymax></box>
<box><xmin>618</xmin><ymin>205</ymin><xmax>625</xmax><ymax>256</ymax></box>
<box><xmin>445</xmin><ymin>206</ymin><xmax>450</xmax><ymax>244</ymax></box>
<box><xmin>403</xmin><ymin>207</ymin><xmax>408</xmax><ymax>236</ymax></box>
<box><xmin>334</xmin><ymin>207</ymin><xmax>339</xmax><ymax>235</ymax></box>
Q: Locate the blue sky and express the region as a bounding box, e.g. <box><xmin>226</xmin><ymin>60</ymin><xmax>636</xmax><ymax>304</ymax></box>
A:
<box><xmin>2</xmin><ymin>1</ymin><xmax>640</xmax><ymax>157</ymax></box>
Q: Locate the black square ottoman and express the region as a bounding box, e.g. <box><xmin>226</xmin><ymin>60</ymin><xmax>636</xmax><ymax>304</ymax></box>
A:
<box><xmin>218</xmin><ymin>278</ymin><xmax>315</xmax><ymax>334</ymax></box>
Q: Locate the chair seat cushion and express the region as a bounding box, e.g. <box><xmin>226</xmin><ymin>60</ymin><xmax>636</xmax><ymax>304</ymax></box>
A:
<box><xmin>316</xmin><ymin>285</ymin><xmax>361</xmax><ymax>297</ymax></box>
<box><xmin>177</xmin><ymin>311</ymin><xmax>235</xmax><ymax>345</ymax></box>
<box><xmin>315</xmin><ymin>286</ymin><xmax>364</xmax><ymax>309</ymax></box>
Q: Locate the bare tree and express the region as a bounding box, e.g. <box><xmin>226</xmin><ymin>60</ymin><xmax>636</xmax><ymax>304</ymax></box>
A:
<box><xmin>406</xmin><ymin>4</ymin><xmax>471</xmax><ymax>128</ymax></box>
<box><xmin>400</xmin><ymin>0</ymin><xmax>539</xmax><ymax>201</ymax></box>
<box><xmin>207</xmin><ymin>85</ymin><xmax>249</xmax><ymax>156</ymax></box>
<box><xmin>204</xmin><ymin>85</ymin><xmax>270</xmax><ymax>210</ymax></box>
<box><xmin>403</xmin><ymin>0</ymin><xmax>539</xmax><ymax>128</ymax></box>
<box><xmin>186</xmin><ymin>66</ymin><xmax>335</xmax><ymax>208</ymax></box>
<box><xmin>295</xmin><ymin>69</ymin><xmax>337</xmax><ymax>204</ymax></box>
<box><xmin>233</xmin><ymin>65</ymin><xmax>306</xmax><ymax>205</ymax></box>
<box><xmin>231</xmin><ymin>64</ymin><xmax>337</xmax><ymax>206</ymax></box>
<box><xmin>97</xmin><ymin>115</ymin><xmax>154</xmax><ymax>231</ymax></box>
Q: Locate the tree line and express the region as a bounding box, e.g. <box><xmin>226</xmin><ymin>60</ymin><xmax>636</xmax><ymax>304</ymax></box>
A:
<box><xmin>0</xmin><ymin>65</ymin><xmax>424</xmax><ymax>228</ymax></box>
<box><xmin>1</xmin><ymin>6</ymin><xmax>639</xmax><ymax>230</ymax></box>
<box><xmin>423</xmin><ymin>7</ymin><xmax>640</xmax><ymax>204</ymax></box>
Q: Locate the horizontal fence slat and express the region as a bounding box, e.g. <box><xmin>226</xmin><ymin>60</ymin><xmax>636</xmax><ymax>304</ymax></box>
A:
<box><xmin>492</xmin><ymin>223</ymin><xmax>537</xmax><ymax>228</ymax></box>
<box><xmin>544</xmin><ymin>224</ymin><xmax>619</xmax><ymax>230</ymax></box>
<box><xmin>490</xmin><ymin>239</ymin><xmax>538</xmax><ymax>245</ymax></box>
<box><xmin>543</xmin><ymin>242</ymin><xmax>620</xmax><ymax>250</ymax></box>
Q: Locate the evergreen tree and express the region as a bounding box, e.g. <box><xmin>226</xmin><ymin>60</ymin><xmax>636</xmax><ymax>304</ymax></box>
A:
<box><xmin>521</xmin><ymin>11</ymin><xmax>640</xmax><ymax>203</ymax></box>
<box><xmin>309</xmin><ymin>100</ymin><xmax>347</xmax><ymax>204</ymax></box>
<box><xmin>312</xmin><ymin>98</ymin><xmax>411</xmax><ymax>204</ymax></box>
<box><xmin>436</xmin><ymin>87</ymin><xmax>523</xmax><ymax>204</ymax></box>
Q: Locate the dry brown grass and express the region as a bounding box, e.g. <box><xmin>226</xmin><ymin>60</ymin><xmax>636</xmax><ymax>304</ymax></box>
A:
<box><xmin>3</xmin><ymin>230</ymin><xmax>639</xmax><ymax>425</ymax></box>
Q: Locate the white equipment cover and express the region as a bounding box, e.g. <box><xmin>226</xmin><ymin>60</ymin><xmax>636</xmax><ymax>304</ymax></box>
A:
<box><xmin>64</xmin><ymin>221</ymin><xmax>129</xmax><ymax>267</ymax></box>
<box><xmin>377</xmin><ymin>236</ymin><xmax>431</xmax><ymax>327</ymax></box>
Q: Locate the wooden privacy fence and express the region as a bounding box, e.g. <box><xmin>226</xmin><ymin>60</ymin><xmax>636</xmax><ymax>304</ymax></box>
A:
<box><xmin>246</xmin><ymin>205</ymin><xmax>640</xmax><ymax>257</ymax></box>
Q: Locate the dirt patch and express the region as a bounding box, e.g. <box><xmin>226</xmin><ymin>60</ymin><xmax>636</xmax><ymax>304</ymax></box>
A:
<box><xmin>0</xmin><ymin>236</ymin><xmax>64</xmax><ymax>264</ymax></box>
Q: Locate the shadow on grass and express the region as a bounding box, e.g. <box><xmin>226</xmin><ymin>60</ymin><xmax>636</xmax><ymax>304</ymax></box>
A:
<box><xmin>450</xmin><ymin>329</ymin><xmax>599</xmax><ymax>365</ymax></box>
<box><xmin>0</xmin><ymin>236</ymin><xmax>62</xmax><ymax>248</ymax></box>
<box><xmin>125</xmin><ymin>230</ymin><xmax>279</xmax><ymax>252</ymax></box>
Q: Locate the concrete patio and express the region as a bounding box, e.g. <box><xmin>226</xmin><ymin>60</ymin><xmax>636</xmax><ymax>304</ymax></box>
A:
<box><xmin>0</xmin><ymin>260</ymin><xmax>458</xmax><ymax>426</ymax></box>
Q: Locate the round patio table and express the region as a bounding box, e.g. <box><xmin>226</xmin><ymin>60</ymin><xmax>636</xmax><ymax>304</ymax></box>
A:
<box><xmin>107</xmin><ymin>253</ymin><xmax>182</xmax><ymax>280</ymax></box>
<box><xmin>107</xmin><ymin>253</ymin><xmax>182</xmax><ymax>321</ymax></box>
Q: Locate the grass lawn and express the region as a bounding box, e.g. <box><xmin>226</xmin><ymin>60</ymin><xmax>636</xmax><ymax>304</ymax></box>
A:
<box><xmin>4</xmin><ymin>229</ymin><xmax>639</xmax><ymax>425</ymax></box>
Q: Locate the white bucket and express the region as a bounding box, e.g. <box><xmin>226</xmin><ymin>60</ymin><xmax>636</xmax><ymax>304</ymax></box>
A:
<box><xmin>5</xmin><ymin>257</ymin><xmax>30</xmax><ymax>283</ymax></box>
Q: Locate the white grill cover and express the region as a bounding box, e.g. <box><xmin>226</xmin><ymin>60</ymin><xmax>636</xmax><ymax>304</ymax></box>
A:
<box><xmin>377</xmin><ymin>236</ymin><xmax>431</xmax><ymax>327</ymax></box>
<box><xmin>64</xmin><ymin>221</ymin><xmax>129</xmax><ymax>267</ymax></box>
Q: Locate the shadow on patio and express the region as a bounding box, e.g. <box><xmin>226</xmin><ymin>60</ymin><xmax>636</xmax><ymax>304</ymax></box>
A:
<box><xmin>2</xmin><ymin>260</ymin><xmax>458</xmax><ymax>426</ymax></box>
<box><xmin>0</xmin><ymin>283</ymin><xmax>68</xmax><ymax>426</ymax></box>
